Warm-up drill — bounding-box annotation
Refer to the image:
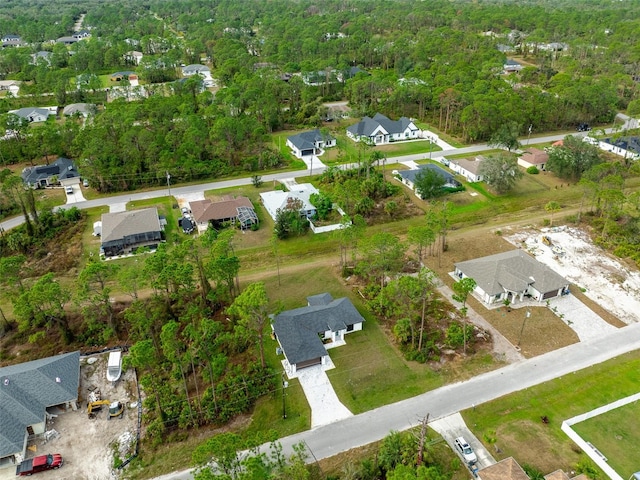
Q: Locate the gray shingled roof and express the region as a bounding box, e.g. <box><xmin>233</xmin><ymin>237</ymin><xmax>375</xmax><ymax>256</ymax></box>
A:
<box><xmin>454</xmin><ymin>250</ymin><xmax>568</xmax><ymax>296</ymax></box>
<box><xmin>101</xmin><ymin>208</ymin><xmax>162</xmax><ymax>246</ymax></box>
<box><xmin>273</xmin><ymin>295</ymin><xmax>364</xmax><ymax>365</ymax></box>
<box><xmin>0</xmin><ymin>352</ymin><xmax>80</xmax><ymax>458</ymax></box>
<box><xmin>21</xmin><ymin>157</ymin><xmax>79</xmax><ymax>186</ymax></box>
<box><xmin>347</xmin><ymin>113</ymin><xmax>415</xmax><ymax>137</ymax></box>
<box><xmin>287</xmin><ymin>129</ymin><xmax>334</xmax><ymax>151</ymax></box>
<box><xmin>398</xmin><ymin>164</ymin><xmax>458</xmax><ymax>187</ymax></box>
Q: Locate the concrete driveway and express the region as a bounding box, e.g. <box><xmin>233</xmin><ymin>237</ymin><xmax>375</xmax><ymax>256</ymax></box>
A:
<box><xmin>547</xmin><ymin>295</ymin><xmax>617</xmax><ymax>342</ymax></box>
<box><xmin>64</xmin><ymin>184</ymin><xmax>86</xmax><ymax>204</ymax></box>
<box><xmin>430</xmin><ymin>413</ymin><xmax>495</xmax><ymax>471</ymax></box>
<box><xmin>288</xmin><ymin>360</ymin><xmax>353</xmax><ymax>429</ymax></box>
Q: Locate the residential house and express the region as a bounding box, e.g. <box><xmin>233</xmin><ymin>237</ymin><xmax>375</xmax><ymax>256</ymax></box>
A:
<box><xmin>1</xmin><ymin>34</ymin><xmax>23</xmax><ymax>47</ymax></box>
<box><xmin>518</xmin><ymin>148</ymin><xmax>549</xmax><ymax>170</ymax></box>
<box><xmin>454</xmin><ymin>249</ymin><xmax>570</xmax><ymax>306</ymax></box>
<box><xmin>100</xmin><ymin>208</ymin><xmax>163</xmax><ymax>257</ymax></box>
<box><xmin>597</xmin><ymin>136</ymin><xmax>640</xmax><ymax>161</ymax></box>
<box><xmin>504</xmin><ymin>59</ymin><xmax>523</xmax><ymax>72</ymax></box>
<box><xmin>477</xmin><ymin>457</ymin><xmax>530</xmax><ymax>480</ymax></box>
<box><xmin>347</xmin><ymin>113</ymin><xmax>420</xmax><ymax>145</ymax></box>
<box><xmin>0</xmin><ymin>352</ymin><xmax>80</xmax><ymax>469</ymax></box>
<box><xmin>0</xmin><ymin>80</ymin><xmax>20</xmax><ymax>96</ymax></box>
<box><xmin>181</xmin><ymin>64</ymin><xmax>214</xmax><ymax>87</ymax></box>
<box><xmin>260</xmin><ymin>183</ymin><xmax>319</xmax><ymax>221</ymax></box>
<box><xmin>478</xmin><ymin>457</ymin><xmax>587</xmax><ymax>480</ymax></box>
<box><xmin>109</xmin><ymin>71</ymin><xmax>137</xmax><ymax>83</ymax></box>
<box><xmin>31</xmin><ymin>51</ymin><xmax>52</xmax><ymax>66</ymax></box>
<box><xmin>182</xmin><ymin>64</ymin><xmax>210</xmax><ymax>76</ymax></box>
<box><xmin>189</xmin><ymin>196</ymin><xmax>258</xmax><ymax>231</ymax></box>
<box><xmin>123</xmin><ymin>51</ymin><xmax>143</xmax><ymax>65</ymax></box>
<box><xmin>286</xmin><ymin>129</ymin><xmax>336</xmax><ymax>158</ymax></box>
<box><xmin>449</xmin><ymin>156</ymin><xmax>485</xmax><ymax>182</ymax></box>
<box><xmin>395</xmin><ymin>164</ymin><xmax>461</xmax><ymax>198</ymax></box>
<box><xmin>21</xmin><ymin>157</ymin><xmax>80</xmax><ymax>188</ymax></box>
<box><xmin>9</xmin><ymin>107</ymin><xmax>54</xmax><ymax>123</ymax></box>
<box><xmin>63</xmin><ymin>103</ymin><xmax>96</xmax><ymax>118</ymax></box>
<box><xmin>303</xmin><ymin>69</ymin><xmax>340</xmax><ymax>86</ymax></box>
<box><xmin>57</xmin><ymin>36</ymin><xmax>79</xmax><ymax>45</ymax></box>
<box><xmin>272</xmin><ymin>293</ymin><xmax>364</xmax><ymax>373</ymax></box>
<box><xmin>72</xmin><ymin>30</ymin><xmax>91</xmax><ymax>40</ymax></box>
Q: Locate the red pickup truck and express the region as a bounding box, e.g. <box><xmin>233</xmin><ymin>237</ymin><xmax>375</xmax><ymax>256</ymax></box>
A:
<box><xmin>15</xmin><ymin>454</ymin><xmax>63</xmax><ymax>476</ymax></box>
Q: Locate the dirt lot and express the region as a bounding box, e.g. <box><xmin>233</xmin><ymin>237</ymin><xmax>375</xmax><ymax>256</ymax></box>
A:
<box><xmin>5</xmin><ymin>352</ymin><xmax>139</xmax><ymax>480</ymax></box>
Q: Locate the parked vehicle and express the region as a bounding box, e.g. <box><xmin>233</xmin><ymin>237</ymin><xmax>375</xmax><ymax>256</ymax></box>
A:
<box><xmin>577</xmin><ymin>123</ymin><xmax>591</xmax><ymax>132</ymax></box>
<box><xmin>454</xmin><ymin>436</ymin><xmax>477</xmax><ymax>465</ymax></box>
<box><xmin>64</xmin><ymin>186</ymin><xmax>74</xmax><ymax>194</ymax></box>
<box><xmin>16</xmin><ymin>454</ymin><xmax>63</xmax><ymax>476</ymax></box>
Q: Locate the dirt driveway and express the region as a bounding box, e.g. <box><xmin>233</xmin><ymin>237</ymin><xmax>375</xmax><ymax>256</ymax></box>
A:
<box><xmin>1</xmin><ymin>352</ymin><xmax>140</xmax><ymax>480</ymax></box>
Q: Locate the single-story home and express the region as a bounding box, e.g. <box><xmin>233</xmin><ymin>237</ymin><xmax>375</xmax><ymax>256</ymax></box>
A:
<box><xmin>100</xmin><ymin>208</ymin><xmax>163</xmax><ymax>257</ymax></box>
<box><xmin>73</xmin><ymin>30</ymin><xmax>91</xmax><ymax>40</ymax></box>
<box><xmin>286</xmin><ymin>129</ymin><xmax>336</xmax><ymax>158</ymax></box>
<box><xmin>518</xmin><ymin>148</ymin><xmax>549</xmax><ymax>170</ymax></box>
<box><xmin>347</xmin><ymin>113</ymin><xmax>420</xmax><ymax>145</ymax></box>
<box><xmin>260</xmin><ymin>183</ymin><xmax>319</xmax><ymax>221</ymax></box>
<box><xmin>478</xmin><ymin>457</ymin><xmax>530</xmax><ymax>480</ymax></box>
<box><xmin>0</xmin><ymin>80</ymin><xmax>20</xmax><ymax>96</ymax></box>
<box><xmin>478</xmin><ymin>457</ymin><xmax>587</xmax><ymax>480</ymax></box>
<box><xmin>57</xmin><ymin>36</ymin><xmax>79</xmax><ymax>45</ymax></box>
<box><xmin>124</xmin><ymin>51</ymin><xmax>143</xmax><ymax>65</ymax></box>
<box><xmin>8</xmin><ymin>107</ymin><xmax>54</xmax><ymax>123</ymax></box>
<box><xmin>63</xmin><ymin>103</ymin><xmax>96</xmax><ymax>118</ymax></box>
<box><xmin>597</xmin><ymin>136</ymin><xmax>640</xmax><ymax>161</ymax></box>
<box><xmin>454</xmin><ymin>249</ymin><xmax>570</xmax><ymax>306</ymax></box>
<box><xmin>182</xmin><ymin>64</ymin><xmax>210</xmax><ymax>76</ymax></box>
<box><xmin>110</xmin><ymin>71</ymin><xmax>137</xmax><ymax>82</ymax></box>
<box><xmin>31</xmin><ymin>51</ymin><xmax>52</xmax><ymax>65</ymax></box>
<box><xmin>449</xmin><ymin>156</ymin><xmax>485</xmax><ymax>182</ymax></box>
<box><xmin>272</xmin><ymin>293</ymin><xmax>364</xmax><ymax>373</ymax></box>
<box><xmin>395</xmin><ymin>164</ymin><xmax>461</xmax><ymax>197</ymax></box>
<box><xmin>189</xmin><ymin>196</ymin><xmax>258</xmax><ymax>230</ymax></box>
<box><xmin>21</xmin><ymin>157</ymin><xmax>80</xmax><ymax>188</ymax></box>
<box><xmin>0</xmin><ymin>351</ymin><xmax>80</xmax><ymax>469</ymax></box>
<box><xmin>504</xmin><ymin>59</ymin><xmax>523</xmax><ymax>72</ymax></box>
<box><xmin>2</xmin><ymin>34</ymin><xmax>23</xmax><ymax>47</ymax></box>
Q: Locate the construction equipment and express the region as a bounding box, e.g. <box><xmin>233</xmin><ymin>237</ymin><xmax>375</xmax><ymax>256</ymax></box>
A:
<box><xmin>87</xmin><ymin>400</ymin><xmax>124</xmax><ymax>420</ymax></box>
<box><xmin>541</xmin><ymin>235</ymin><xmax>552</xmax><ymax>246</ymax></box>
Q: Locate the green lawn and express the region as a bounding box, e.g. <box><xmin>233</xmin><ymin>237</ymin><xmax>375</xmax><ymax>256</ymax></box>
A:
<box><xmin>572</xmin><ymin>400</ymin><xmax>640</xmax><ymax>478</ymax></box>
<box><xmin>463</xmin><ymin>350</ymin><xmax>640</xmax><ymax>475</ymax></box>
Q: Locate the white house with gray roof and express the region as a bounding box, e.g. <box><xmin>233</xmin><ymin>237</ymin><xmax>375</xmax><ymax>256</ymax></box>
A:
<box><xmin>0</xmin><ymin>351</ymin><xmax>80</xmax><ymax>469</ymax></box>
<box><xmin>454</xmin><ymin>250</ymin><xmax>569</xmax><ymax>306</ymax></box>
<box><xmin>9</xmin><ymin>107</ymin><xmax>54</xmax><ymax>123</ymax></box>
<box><xmin>286</xmin><ymin>129</ymin><xmax>336</xmax><ymax>158</ymax></box>
<box><xmin>347</xmin><ymin>113</ymin><xmax>420</xmax><ymax>145</ymax></box>
<box><xmin>272</xmin><ymin>293</ymin><xmax>364</xmax><ymax>373</ymax></box>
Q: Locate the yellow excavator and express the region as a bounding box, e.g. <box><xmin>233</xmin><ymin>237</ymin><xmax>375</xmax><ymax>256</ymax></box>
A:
<box><xmin>87</xmin><ymin>400</ymin><xmax>124</xmax><ymax>420</ymax></box>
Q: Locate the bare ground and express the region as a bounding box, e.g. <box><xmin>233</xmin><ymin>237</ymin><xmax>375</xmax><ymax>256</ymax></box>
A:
<box><xmin>5</xmin><ymin>353</ymin><xmax>140</xmax><ymax>480</ymax></box>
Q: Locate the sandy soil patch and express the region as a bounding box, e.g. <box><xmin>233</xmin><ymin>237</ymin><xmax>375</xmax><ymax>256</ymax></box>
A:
<box><xmin>504</xmin><ymin>225</ymin><xmax>640</xmax><ymax>325</ymax></box>
<box><xmin>15</xmin><ymin>352</ymin><xmax>139</xmax><ymax>480</ymax></box>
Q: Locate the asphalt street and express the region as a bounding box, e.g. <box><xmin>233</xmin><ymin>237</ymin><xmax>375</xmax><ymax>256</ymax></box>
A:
<box><xmin>155</xmin><ymin>321</ymin><xmax>640</xmax><ymax>480</ymax></box>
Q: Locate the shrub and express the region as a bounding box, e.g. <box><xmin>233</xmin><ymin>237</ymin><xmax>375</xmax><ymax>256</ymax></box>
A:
<box><xmin>526</xmin><ymin>166</ymin><xmax>539</xmax><ymax>174</ymax></box>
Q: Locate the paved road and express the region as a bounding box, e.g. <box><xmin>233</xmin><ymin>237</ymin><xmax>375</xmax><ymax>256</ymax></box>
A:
<box><xmin>155</xmin><ymin>322</ymin><xmax>640</xmax><ymax>480</ymax></box>
<box><xmin>2</xmin><ymin>121</ymin><xmax>633</xmax><ymax>234</ymax></box>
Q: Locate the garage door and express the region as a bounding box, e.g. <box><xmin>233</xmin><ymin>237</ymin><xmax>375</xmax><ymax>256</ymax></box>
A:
<box><xmin>296</xmin><ymin>357</ymin><xmax>321</xmax><ymax>369</ymax></box>
<box><xmin>542</xmin><ymin>290</ymin><xmax>557</xmax><ymax>300</ymax></box>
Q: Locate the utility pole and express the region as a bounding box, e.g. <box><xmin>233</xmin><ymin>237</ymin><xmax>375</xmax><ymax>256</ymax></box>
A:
<box><xmin>527</xmin><ymin>124</ymin><xmax>533</xmax><ymax>145</ymax></box>
<box><xmin>282</xmin><ymin>372</ymin><xmax>288</xmax><ymax>419</ymax></box>
<box><xmin>518</xmin><ymin>309</ymin><xmax>531</xmax><ymax>348</ymax></box>
<box><xmin>166</xmin><ymin>171</ymin><xmax>171</xmax><ymax>198</ymax></box>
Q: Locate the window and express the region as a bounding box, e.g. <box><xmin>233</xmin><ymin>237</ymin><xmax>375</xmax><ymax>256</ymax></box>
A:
<box><xmin>347</xmin><ymin>324</ymin><xmax>354</xmax><ymax>332</ymax></box>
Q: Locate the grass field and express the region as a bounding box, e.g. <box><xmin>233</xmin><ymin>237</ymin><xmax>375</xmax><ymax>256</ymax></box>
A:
<box><xmin>464</xmin><ymin>350</ymin><xmax>640</xmax><ymax>475</ymax></box>
<box><xmin>572</xmin><ymin>400</ymin><xmax>640</xmax><ymax>478</ymax></box>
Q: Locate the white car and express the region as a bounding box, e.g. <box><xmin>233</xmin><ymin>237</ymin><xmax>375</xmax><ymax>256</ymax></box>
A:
<box><xmin>65</xmin><ymin>186</ymin><xmax>74</xmax><ymax>194</ymax></box>
<box><xmin>454</xmin><ymin>436</ymin><xmax>477</xmax><ymax>465</ymax></box>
